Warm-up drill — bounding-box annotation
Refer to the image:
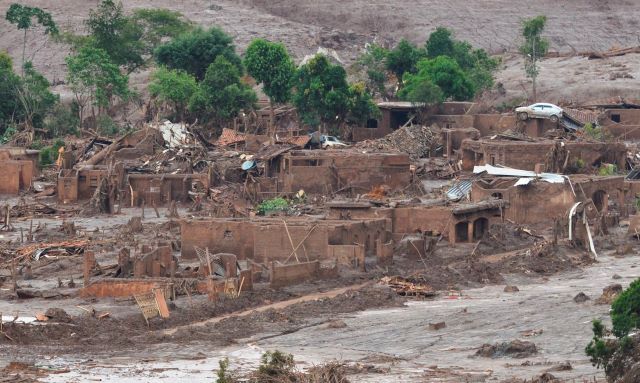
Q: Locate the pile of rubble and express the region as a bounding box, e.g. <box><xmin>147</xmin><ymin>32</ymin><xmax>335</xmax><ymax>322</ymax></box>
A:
<box><xmin>355</xmin><ymin>124</ymin><xmax>442</xmax><ymax>161</ymax></box>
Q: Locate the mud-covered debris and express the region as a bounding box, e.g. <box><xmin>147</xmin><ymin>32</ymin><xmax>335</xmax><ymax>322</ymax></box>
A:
<box><xmin>504</xmin><ymin>285</ymin><xmax>519</xmax><ymax>292</ymax></box>
<box><xmin>327</xmin><ymin>319</ymin><xmax>347</xmax><ymax>329</ymax></box>
<box><xmin>379</xmin><ymin>276</ymin><xmax>436</xmax><ymax>297</ymax></box>
<box><xmin>44</xmin><ymin>308</ymin><xmax>71</xmax><ymax>323</ymax></box>
<box><xmin>476</xmin><ymin>340</ymin><xmax>537</xmax><ymax>358</ymax></box>
<box><xmin>127</xmin><ymin>216</ymin><xmax>143</xmax><ymax>233</ymax></box>
<box><xmin>545</xmin><ymin>361</ymin><xmax>572</xmax><ymax>372</ymax></box>
<box><xmin>354</xmin><ymin>124</ymin><xmax>442</xmax><ymax>161</ymax></box>
<box><xmin>596</xmin><ymin>284</ymin><xmax>623</xmax><ymax>305</ymax></box>
<box><xmin>520</xmin><ymin>329</ymin><xmax>543</xmax><ymax>337</ymax></box>
<box><xmin>428</xmin><ymin>322</ymin><xmax>446</xmax><ymax>330</ymax></box>
<box><xmin>573</xmin><ymin>292</ymin><xmax>590</xmax><ymax>303</ymax></box>
<box><xmin>616</xmin><ymin>244</ymin><xmax>633</xmax><ymax>255</ymax></box>
<box><xmin>531</xmin><ymin>372</ymin><xmax>560</xmax><ymax>383</ymax></box>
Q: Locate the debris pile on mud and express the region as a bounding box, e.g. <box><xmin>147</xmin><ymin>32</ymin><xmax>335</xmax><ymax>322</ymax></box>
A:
<box><xmin>355</xmin><ymin>124</ymin><xmax>442</xmax><ymax>160</ymax></box>
<box><xmin>595</xmin><ymin>283</ymin><xmax>623</xmax><ymax>305</ymax></box>
<box><xmin>476</xmin><ymin>340</ymin><xmax>538</xmax><ymax>359</ymax></box>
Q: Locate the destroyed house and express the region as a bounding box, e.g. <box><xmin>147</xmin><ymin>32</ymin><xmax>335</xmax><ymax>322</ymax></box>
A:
<box><xmin>470</xmin><ymin>174</ymin><xmax>625</xmax><ymax>225</ymax></box>
<box><xmin>0</xmin><ymin>147</ymin><xmax>39</xmax><ymax>195</ymax></box>
<box><xmin>180</xmin><ymin>217</ymin><xmax>391</xmax><ymax>268</ymax></box>
<box><xmin>58</xmin><ymin>166</ymin><xmax>209</xmax><ymax>206</ymax></box>
<box><xmin>254</xmin><ymin>149</ymin><xmax>411</xmax><ymax>197</ymax></box>
<box><xmin>353</xmin><ymin>102</ymin><xmax>424</xmax><ymax>141</ymax></box>
<box><xmin>600</xmin><ymin>109</ymin><xmax>640</xmax><ymax>139</ymax></box>
<box><xmin>460</xmin><ymin>138</ymin><xmax>626</xmax><ymax>172</ymax></box>
<box><xmin>327</xmin><ymin>199</ymin><xmax>505</xmax><ymax>244</ymax></box>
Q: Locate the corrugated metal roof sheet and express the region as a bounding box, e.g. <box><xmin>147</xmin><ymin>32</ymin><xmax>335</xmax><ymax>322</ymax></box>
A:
<box><xmin>473</xmin><ymin>164</ymin><xmax>566</xmax><ymax>186</ymax></box>
<box><xmin>446</xmin><ymin>179</ymin><xmax>473</xmax><ymax>201</ymax></box>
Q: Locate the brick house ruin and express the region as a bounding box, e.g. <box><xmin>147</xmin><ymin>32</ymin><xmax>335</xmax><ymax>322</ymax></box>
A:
<box><xmin>58</xmin><ymin>165</ymin><xmax>209</xmax><ymax>207</ymax></box>
<box><xmin>251</xmin><ymin>149</ymin><xmax>411</xmax><ymax>198</ymax></box>
<box><xmin>471</xmin><ymin>175</ymin><xmax>626</xmax><ymax>225</ymax></box>
<box><xmin>180</xmin><ymin>217</ymin><xmax>391</xmax><ymax>268</ymax></box>
<box><xmin>326</xmin><ymin>199</ymin><xmax>505</xmax><ymax>244</ymax></box>
<box><xmin>460</xmin><ymin>138</ymin><xmax>626</xmax><ymax>172</ymax></box>
<box><xmin>0</xmin><ymin>147</ymin><xmax>39</xmax><ymax>195</ymax></box>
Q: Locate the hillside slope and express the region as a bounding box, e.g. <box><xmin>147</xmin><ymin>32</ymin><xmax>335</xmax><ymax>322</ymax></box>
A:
<box><xmin>0</xmin><ymin>0</ymin><xmax>639</xmax><ymax>105</ymax></box>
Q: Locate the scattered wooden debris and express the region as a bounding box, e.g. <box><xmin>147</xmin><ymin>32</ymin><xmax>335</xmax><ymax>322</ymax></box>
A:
<box><xmin>379</xmin><ymin>276</ymin><xmax>436</xmax><ymax>297</ymax></box>
<box><xmin>16</xmin><ymin>240</ymin><xmax>89</xmax><ymax>260</ymax></box>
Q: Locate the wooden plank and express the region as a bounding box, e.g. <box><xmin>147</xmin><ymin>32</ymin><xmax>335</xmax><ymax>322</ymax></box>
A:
<box><xmin>153</xmin><ymin>289</ymin><xmax>170</xmax><ymax>319</ymax></box>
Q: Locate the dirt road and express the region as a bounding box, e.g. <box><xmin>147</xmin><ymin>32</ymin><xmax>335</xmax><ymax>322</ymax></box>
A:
<box><xmin>163</xmin><ymin>281</ymin><xmax>373</xmax><ymax>336</ymax></box>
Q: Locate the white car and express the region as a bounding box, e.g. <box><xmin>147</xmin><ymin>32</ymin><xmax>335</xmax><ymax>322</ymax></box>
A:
<box><xmin>515</xmin><ymin>103</ymin><xmax>563</xmax><ymax>123</ymax></box>
<box><xmin>321</xmin><ymin>135</ymin><xmax>349</xmax><ymax>149</ymax></box>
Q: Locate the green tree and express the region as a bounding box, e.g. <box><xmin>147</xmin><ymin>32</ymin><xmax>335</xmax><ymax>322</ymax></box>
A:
<box><xmin>426</xmin><ymin>27</ymin><xmax>498</xmax><ymax>94</ymax></box>
<box><xmin>5</xmin><ymin>3</ymin><xmax>58</xmax><ymax>75</ymax></box>
<box><xmin>86</xmin><ymin>0</ymin><xmax>145</xmax><ymax>72</ymax></box>
<box><xmin>397</xmin><ymin>74</ymin><xmax>444</xmax><ymax>104</ymax></box>
<box><xmin>585</xmin><ymin>279</ymin><xmax>640</xmax><ymax>375</ymax></box>
<box><xmin>65</xmin><ymin>45</ymin><xmax>130</xmax><ymax>127</ymax></box>
<box><xmin>347</xmin><ymin>82</ymin><xmax>380</xmax><ymax>126</ymax></box>
<box><xmin>465</xmin><ymin>46</ymin><xmax>499</xmax><ymax>93</ymax></box>
<box><xmin>0</xmin><ymin>52</ymin><xmax>22</xmax><ymax>136</ymax></box>
<box><xmin>292</xmin><ymin>54</ymin><xmax>352</xmax><ymax>132</ymax></box>
<box><xmin>244</xmin><ymin>39</ymin><xmax>295</xmax><ymax>135</ymax></box>
<box><xmin>131</xmin><ymin>8</ymin><xmax>193</xmax><ymax>56</ymax></box>
<box><xmin>15</xmin><ymin>62</ymin><xmax>58</xmax><ymax>134</ymax></box>
<box><xmin>425</xmin><ymin>27</ymin><xmax>455</xmax><ymax>58</ymax></box>
<box><xmin>189</xmin><ymin>56</ymin><xmax>256</xmax><ymax>128</ymax></box>
<box><xmin>520</xmin><ymin>15</ymin><xmax>548</xmax><ymax>102</ymax></box>
<box><xmin>154</xmin><ymin>27</ymin><xmax>242</xmax><ymax>81</ymax></box>
<box><xmin>149</xmin><ymin>67</ymin><xmax>197</xmax><ymax>121</ymax></box>
<box><xmin>44</xmin><ymin>103</ymin><xmax>80</xmax><ymax>137</ymax></box>
<box><xmin>356</xmin><ymin>43</ymin><xmax>389</xmax><ymax>97</ymax></box>
<box><xmin>611</xmin><ymin>279</ymin><xmax>640</xmax><ymax>338</ymax></box>
<box><xmin>385</xmin><ymin>39</ymin><xmax>424</xmax><ymax>85</ymax></box>
<box><xmin>401</xmin><ymin>56</ymin><xmax>475</xmax><ymax>102</ymax></box>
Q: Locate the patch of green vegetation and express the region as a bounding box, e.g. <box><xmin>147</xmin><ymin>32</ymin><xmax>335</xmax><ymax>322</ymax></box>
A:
<box><xmin>96</xmin><ymin>115</ymin><xmax>120</xmax><ymax>136</ymax></box>
<box><xmin>256</xmin><ymin>197</ymin><xmax>289</xmax><ymax>216</ymax></box>
<box><xmin>598</xmin><ymin>163</ymin><xmax>617</xmax><ymax>176</ymax></box>
<box><xmin>215</xmin><ymin>358</ymin><xmax>234</xmax><ymax>383</ymax></box>
<box><xmin>0</xmin><ymin>125</ymin><xmax>17</xmax><ymax>144</ymax></box>
<box><xmin>584</xmin><ymin>122</ymin><xmax>605</xmax><ymax>141</ymax></box>
<box><xmin>38</xmin><ymin>138</ymin><xmax>65</xmax><ymax>166</ymax></box>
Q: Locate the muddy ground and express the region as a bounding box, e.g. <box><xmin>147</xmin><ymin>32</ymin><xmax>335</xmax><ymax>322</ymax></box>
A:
<box><xmin>2</xmin><ymin>247</ymin><xmax>632</xmax><ymax>382</ymax></box>
<box><xmin>0</xmin><ymin>199</ymin><xmax>630</xmax><ymax>382</ymax></box>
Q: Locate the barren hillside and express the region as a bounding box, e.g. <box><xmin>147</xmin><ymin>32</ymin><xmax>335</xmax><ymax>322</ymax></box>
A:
<box><xmin>1</xmin><ymin>0</ymin><xmax>639</xmax><ymax>104</ymax></box>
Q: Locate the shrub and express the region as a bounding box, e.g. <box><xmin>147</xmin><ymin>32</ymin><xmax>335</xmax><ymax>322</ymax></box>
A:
<box><xmin>257</xmin><ymin>350</ymin><xmax>295</xmax><ymax>378</ymax></box>
<box><xmin>0</xmin><ymin>124</ymin><xmax>17</xmax><ymax>144</ymax></box>
<box><xmin>256</xmin><ymin>197</ymin><xmax>288</xmax><ymax>216</ymax></box>
<box><xmin>96</xmin><ymin>115</ymin><xmax>120</xmax><ymax>136</ymax></box>
<box><xmin>598</xmin><ymin>163</ymin><xmax>617</xmax><ymax>176</ymax></box>
<box><xmin>215</xmin><ymin>358</ymin><xmax>235</xmax><ymax>383</ymax></box>
<box><xmin>586</xmin><ymin>319</ymin><xmax>616</xmax><ymax>371</ymax></box>
<box><xmin>44</xmin><ymin>103</ymin><xmax>79</xmax><ymax>137</ymax></box>
<box><xmin>611</xmin><ymin>279</ymin><xmax>640</xmax><ymax>337</ymax></box>
<box><xmin>38</xmin><ymin>138</ymin><xmax>65</xmax><ymax>166</ymax></box>
<box><xmin>586</xmin><ymin>279</ymin><xmax>640</xmax><ymax>374</ymax></box>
